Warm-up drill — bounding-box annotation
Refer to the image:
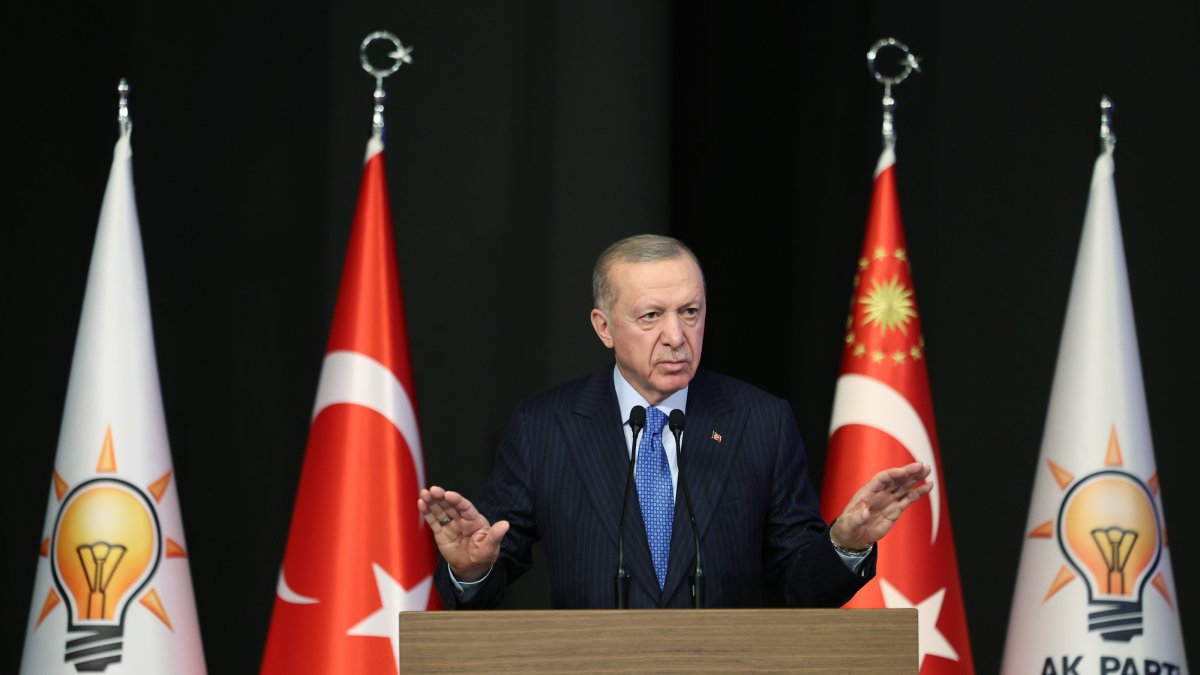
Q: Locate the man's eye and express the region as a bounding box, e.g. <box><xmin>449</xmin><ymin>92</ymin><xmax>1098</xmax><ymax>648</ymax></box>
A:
<box><xmin>682</xmin><ymin>308</ymin><xmax>699</xmax><ymax>318</ymax></box>
<box><xmin>641</xmin><ymin>312</ymin><xmax>659</xmax><ymax>321</ymax></box>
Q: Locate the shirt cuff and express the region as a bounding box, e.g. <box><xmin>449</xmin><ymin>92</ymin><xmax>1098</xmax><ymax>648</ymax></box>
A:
<box><xmin>830</xmin><ymin>532</ymin><xmax>874</xmax><ymax>575</ymax></box>
<box><xmin>447</xmin><ymin>562</ymin><xmax>493</xmax><ymax>602</ymax></box>
<box><xmin>837</xmin><ymin>546</ymin><xmax>873</xmax><ymax>574</ymax></box>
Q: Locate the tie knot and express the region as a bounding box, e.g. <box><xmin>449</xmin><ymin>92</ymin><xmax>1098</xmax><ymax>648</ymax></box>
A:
<box><xmin>645</xmin><ymin>406</ymin><xmax>668</xmax><ymax>436</ymax></box>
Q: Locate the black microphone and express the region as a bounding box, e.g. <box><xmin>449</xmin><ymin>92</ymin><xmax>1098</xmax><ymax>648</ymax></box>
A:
<box><xmin>615</xmin><ymin>405</ymin><xmax>646</xmax><ymax>608</ymax></box>
<box><xmin>669</xmin><ymin>409</ymin><xmax>703</xmax><ymax>608</ymax></box>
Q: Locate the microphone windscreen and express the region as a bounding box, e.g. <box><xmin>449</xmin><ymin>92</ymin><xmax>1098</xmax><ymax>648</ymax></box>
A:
<box><xmin>629</xmin><ymin>405</ymin><xmax>646</xmax><ymax>429</ymax></box>
<box><xmin>668</xmin><ymin>409</ymin><xmax>686</xmax><ymax>432</ymax></box>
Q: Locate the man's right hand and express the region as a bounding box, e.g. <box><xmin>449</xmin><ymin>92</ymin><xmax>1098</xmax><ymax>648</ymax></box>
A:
<box><xmin>418</xmin><ymin>486</ymin><xmax>510</xmax><ymax>582</ymax></box>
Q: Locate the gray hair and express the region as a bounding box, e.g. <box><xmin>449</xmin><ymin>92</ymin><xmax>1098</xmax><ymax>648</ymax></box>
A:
<box><xmin>592</xmin><ymin>234</ymin><xmax>704</xmax><ymax>313</ymax></box>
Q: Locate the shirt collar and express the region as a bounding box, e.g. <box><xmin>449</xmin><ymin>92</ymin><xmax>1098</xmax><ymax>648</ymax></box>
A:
<box><xmin>612</xmin><ymin>365</ymin><xmax>688</xmax><ymax>425</ymax></box>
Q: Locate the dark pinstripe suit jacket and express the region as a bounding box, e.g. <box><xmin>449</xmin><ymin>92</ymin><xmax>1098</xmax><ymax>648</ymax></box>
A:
<box><xmin>434</xmin><ymin>367</ymin><xmax>874</xmax><ymax>609</ymax></box>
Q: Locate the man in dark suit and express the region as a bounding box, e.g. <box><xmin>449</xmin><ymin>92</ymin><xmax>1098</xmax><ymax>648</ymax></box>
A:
<box><xmin>418</xmin><ymin>234</ymin><xmax>931</xmax><ymax>608</ymax></box>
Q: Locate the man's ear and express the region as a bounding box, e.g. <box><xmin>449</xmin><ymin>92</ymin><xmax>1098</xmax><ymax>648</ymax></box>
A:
<box><xmin>590</xmin><ymin>309</ymin><xmax>614</xmax><ymax>348</ymax></box>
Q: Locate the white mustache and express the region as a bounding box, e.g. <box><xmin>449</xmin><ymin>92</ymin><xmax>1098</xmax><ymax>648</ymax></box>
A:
<box><xmin>654</xmin><ymin>350</ymin><xmax>691</xmax><ymax>364</ymax></box>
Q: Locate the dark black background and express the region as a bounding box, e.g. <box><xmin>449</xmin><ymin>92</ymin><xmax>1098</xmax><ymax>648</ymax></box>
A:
<box><xmin>3</xmin><ymin>1</ymin><xmax>1197</xmax><ymax>672</ymax></box>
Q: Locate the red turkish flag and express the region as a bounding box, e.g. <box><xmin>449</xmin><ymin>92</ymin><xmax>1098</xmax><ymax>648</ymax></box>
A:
<box><xmin>820</xmin><ymin>149</ymin><xmax>974</xmax><ymax>674</ymax></box>
<box><xmin>261</xmin><ymin>137</ymin><xmax>440</xmax><ymax>675</ymax></box>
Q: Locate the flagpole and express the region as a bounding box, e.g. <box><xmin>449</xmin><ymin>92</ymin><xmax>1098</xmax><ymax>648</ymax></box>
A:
<box><xmin>866</xmin><ymin>38</ymin><xmax>921</xmax><ymax>151</ymax></box>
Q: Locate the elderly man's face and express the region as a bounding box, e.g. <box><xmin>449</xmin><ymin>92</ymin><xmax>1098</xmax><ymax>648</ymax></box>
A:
<box><xmin>590</xmin><ymin>255</ymin><xmax>706</xmax><ymax>405</ymax></box>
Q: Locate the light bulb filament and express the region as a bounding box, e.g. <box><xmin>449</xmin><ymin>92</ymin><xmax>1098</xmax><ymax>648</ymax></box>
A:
<box><xmin>1090</xmin><ymin>526</ymin><xmax>1138</xmax><ymax>595</ymax></box>
<box><xmin>76</xmin><ymin>541</ymin><xmax>128</xmax><ymax>619</ymax></box>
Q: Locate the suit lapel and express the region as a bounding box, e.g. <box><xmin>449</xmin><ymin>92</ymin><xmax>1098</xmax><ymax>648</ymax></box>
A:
<box><xmin>661</xmin><ymin>371</ymin><xmax>748</xmax><ymax>603</ymax></box>
<box><xmin>556</xmin><ymin>369</ymin><xmax>659</xmax><ymax>601</ymax></box>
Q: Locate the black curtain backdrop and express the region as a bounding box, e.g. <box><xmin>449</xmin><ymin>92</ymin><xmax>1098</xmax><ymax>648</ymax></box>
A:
<box><xmin>4</xmin><ymin>1</ymin><xmax>1197</xmax><ymax>672</ymax></box>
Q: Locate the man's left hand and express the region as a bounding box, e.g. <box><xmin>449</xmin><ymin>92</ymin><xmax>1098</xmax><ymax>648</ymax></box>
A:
<box><xmin>830</xmin><ymin>461</ymin><xmax>933</xmax><ymax>552</ymax></box>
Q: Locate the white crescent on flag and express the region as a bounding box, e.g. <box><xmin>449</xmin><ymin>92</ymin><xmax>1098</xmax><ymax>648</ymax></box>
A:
<box><xmin>829</xmin><ymin>373</ymin><xmax>941</xmax><ymax>543</ymax></box>
<box><xmin>276</xmin><ymin>570</ymin><xmax>319</xmax><ymax>605</ymax></box>
<box><xmin>276</xmin><ymin>350</ymin><xmax>428</xmax><ymax>606</ymax></box>
<box><xmin>311</xmin><ymin>349</ymin><xmax>426</xmax><ymax>501</ymax></box>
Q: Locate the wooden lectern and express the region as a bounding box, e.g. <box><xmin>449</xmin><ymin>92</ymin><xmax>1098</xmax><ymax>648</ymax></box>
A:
<box><xmin>399</xmin><ymin>608</ymin><xmax>916</xmax><ymax>673</ymax></box>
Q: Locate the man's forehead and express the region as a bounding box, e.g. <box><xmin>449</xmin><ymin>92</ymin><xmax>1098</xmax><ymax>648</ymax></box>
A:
<box><xmin>611</xmin><ymin>256</ymin><xmax>703</xmax><ymax>283</ymax></box>
<box><xmin>612</xmin><ymin>258</ymin><xmax>705</xmax><ymax>301</ymax></box>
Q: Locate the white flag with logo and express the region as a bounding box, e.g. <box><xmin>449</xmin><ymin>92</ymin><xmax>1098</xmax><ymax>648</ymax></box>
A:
<box><xmin>1000</xmin><ymin>147</ymin><xmax>1188</xmax><ymax>674</ymax></box>
<box><xmin>20</xmin><ymin>129</ymin><xmax>207</xmax><ymax>673</ymax></box>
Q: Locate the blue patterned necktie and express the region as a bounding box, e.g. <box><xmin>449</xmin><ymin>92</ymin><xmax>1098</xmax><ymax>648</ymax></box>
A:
<box><xmin>636</xmin><ymin>406</ymin><xmax>673</xmax><ymax>590</ymax></box>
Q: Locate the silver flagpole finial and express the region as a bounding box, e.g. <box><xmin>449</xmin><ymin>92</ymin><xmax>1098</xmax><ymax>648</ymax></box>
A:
<box><xmin>866</xmin><ymin>38</ymin><xmax>921</xmax><ymax>151</ymax></box>
<box><xmin>117</xmin><ymin>78</ymin><xmax>132</xmax><ymax>136</ymax></box>
<box><xmin>1100</xmin><ymin>96</ymin><xmax>1116</xmax><ymax>154</ymax></box>
<box><xmin>359</xmin><ymin>31</ymin><xmax>413</xmax><ymax>140</ymax></box>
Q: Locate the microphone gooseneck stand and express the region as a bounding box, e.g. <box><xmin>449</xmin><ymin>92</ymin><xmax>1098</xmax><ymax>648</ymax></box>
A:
<box><xmin>670</xmin><ymin>409</ymin><xmax>703</xmax><ymax>608</ymax></box>
<box><xmin>614</xmin><ymin>405</ymin><xmax>646</xmax><ymax>608</ymax></box>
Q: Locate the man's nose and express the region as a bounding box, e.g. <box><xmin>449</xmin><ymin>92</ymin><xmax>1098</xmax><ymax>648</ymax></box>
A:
<box><xmin>661</xmin><ymin>313</ymin><xmax>685</xmax><ymax>347</ymax></box>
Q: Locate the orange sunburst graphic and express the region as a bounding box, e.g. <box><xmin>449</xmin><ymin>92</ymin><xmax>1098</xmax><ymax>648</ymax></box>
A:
<box><xmin>1028</xmin><ymin>520</ymin><xmax>1055</xmax><ymax>539</ymax></box>
<box><xmin>1044</xmin><ymin>565</ymin><xmax>1077</xmax><ymax>602</ymax></box>
<box><xmin>1033</xmin><ymin>425</ymin><xmax>1173</xmax><ymax>643</ymax></box>
<box><xmin>97</xmin><ymin>427</ymin><xmax>118</xmax><ymax>473</ymax></box>
<box><xmin>1046</xmin><ymin>459</ymin><xmax>1074</xmax><ymax>490</ymax></box>
<box><xmin>139</xmin><ymin>588</ymin><xmax>173</xmax><ymax>630</ymax></box>
<box><xmin>147</xmin><ymin>470</ymin><xmax>173</xmax><ymax>502</ymax></box>
<box><xmin>1152</xmin><ymin>572</ymin><xmax>1175</xmax><ymax>610</ymax></box>
<box><xmin>35</xmin><ymin>589</ymin><xmax>62</xmax><ymax>628</ymax></box>
<box><xmin>166</xmin><ymin>539</ymin><xmax>188</xmax><ymax>558</ymax></box>
<box><xmin>1104</xmin><ymin>426</ymin><xmax>1124</xmax><ymax>467</ymax></box>
<box><xmin>37</xmin><ymin>426</ymin><xmax>186</xmax><ymax>638</ymax></box>
<box><xmin>53</xmin><ymin>471</ymin><xmax>70</xmax><ymax>501</ymax></box>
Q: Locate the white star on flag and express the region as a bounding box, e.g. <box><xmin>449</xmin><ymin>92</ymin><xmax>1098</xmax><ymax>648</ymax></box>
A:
<box><xmin>879</xmin><ymin>578</ymin><xmax>959</xmax><ymax>669</ymax></box>
<box><xmin>347</xmin><ymin>563</ymin><xmax>433</xmax><ymax>673</ymax></box>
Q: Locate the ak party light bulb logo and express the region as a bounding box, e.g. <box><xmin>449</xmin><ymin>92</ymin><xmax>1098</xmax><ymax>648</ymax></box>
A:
<box><xmin>34</xmin><ymin>427</ymin><xmax>189</xmax><ymax>672</ymax></box>
<box><xmin>1032</xmin><ymin>426</ymin><xmax>1177</xmax><ymax>642</ymax></box>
